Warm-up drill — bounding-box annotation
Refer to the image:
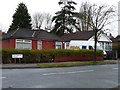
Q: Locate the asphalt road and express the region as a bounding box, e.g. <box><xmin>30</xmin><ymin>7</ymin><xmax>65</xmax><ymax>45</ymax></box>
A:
<box><xmin>2</xmin><ymin>64</ymin><xmax>118</xmax><ymax>88</ymax></box>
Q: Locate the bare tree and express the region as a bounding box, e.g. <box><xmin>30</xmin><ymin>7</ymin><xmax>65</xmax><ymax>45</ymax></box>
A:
<box><xmin>78</xmin><ymin>2</ymin><xmax>115</xmax><ymax>61</ymax></box>
<box><xmin>44</xmin><ymin>13</ymin><xmax>53</xmax><ymax>31</ymax></box>
<box><xmin>32</xmin><ymin>12</ymin><xmax>53</xmax><ymax>31</ymax></box>
<box><xmin>77</xmin><ymin>2</ymin><xmax>92</xmax><ymax>31</ymax></box>
<box><xmin>32</xmin><ymin>12</ymin><xmax>44</xmax><ymax>29</ymax></box>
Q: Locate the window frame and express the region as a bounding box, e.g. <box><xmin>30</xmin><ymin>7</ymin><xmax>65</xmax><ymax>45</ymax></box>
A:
<box><xmin>55</xmin><ymin>41</ymin><xmax>62</xmax><ymax>49</ymax></box>
<box><xmin>16</xmin><ymin>39</ymin><xmax>32</xmax><ymax>49</ymax></box>
<box><xmin>37</xmin><ymin>40</ymin><xmax>42</xmax><ymax>50</ymax></box>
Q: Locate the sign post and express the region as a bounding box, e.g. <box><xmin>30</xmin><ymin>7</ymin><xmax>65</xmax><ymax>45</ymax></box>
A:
<box><xmin>12</xmin><ymin>54</ymin><xmax>23</xmax><ymax>63</ymax></box>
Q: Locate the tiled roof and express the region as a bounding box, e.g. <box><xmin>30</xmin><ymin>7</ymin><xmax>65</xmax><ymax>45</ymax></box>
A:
<box><xmin>35</xmin><ymin>30</ymin><xmax>62</xmax><ymax>41</ymax></box>
<box><xmin>2</xmin><ymin>28</ymin><xmax>62</xmax><ymax>41</ymax></box>
<box><xmin>112</xmin><ymin>35</ymin><xmax>120</xmax><ymax>42</ymax></box>
<box><xmin>2</xmin><ymin>28</ymin><xmax>34</xmax><ymax>39</ymax></box>
<box><xmin>61</xmin><ymin>31</ymin><xmax>94</xmax><ymax>41</ymax></box>
<box><xmin>2</xmin><ymin>28</ymin><xmax>97</xmax><ymax>42</ymax></box>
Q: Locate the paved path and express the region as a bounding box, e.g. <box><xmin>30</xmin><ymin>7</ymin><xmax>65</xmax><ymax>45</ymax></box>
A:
<box><xmin>1</xmin><ymin>60</ymin><xmax>118</xmax><ymax>69</ymax></box>
<box><xmin>1</xmin><ymin>63</ymin><xmax>39</xmax><ymax>69</ymax></box>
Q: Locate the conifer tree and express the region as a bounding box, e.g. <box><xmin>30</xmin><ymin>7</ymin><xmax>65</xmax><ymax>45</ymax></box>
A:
<box><xmin>8</xmin><ymin>2</ymin><xmax>32</xmax><ymax>32</ymax></box>
<box><xmin>52</xmin><ymin>0</ymin><xmax>77</xmax><ymax>36</ymax></box>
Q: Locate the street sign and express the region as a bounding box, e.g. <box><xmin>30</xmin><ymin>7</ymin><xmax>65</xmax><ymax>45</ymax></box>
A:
<box><xmin>12</xmin><ymin>54</ymin><xmax>23</xmax><ymax>58</ymax></box>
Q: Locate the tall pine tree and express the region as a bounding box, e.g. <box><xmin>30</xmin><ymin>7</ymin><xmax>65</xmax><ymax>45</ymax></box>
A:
<box><xmin>51</xmin><ymin>0</ymin><xmax>77</xmax><ymax>36</ymax></box>
<box><xmin>8</xmin><ymin>2</ymin><xmax>32</xmax><ymax>32</ymax></box>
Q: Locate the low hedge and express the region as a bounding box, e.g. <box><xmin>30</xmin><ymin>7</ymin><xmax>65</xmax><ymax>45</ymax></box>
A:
<box><xmin>2</xmin><ymin>48</ymin><xmax>103</xmax><ymax>64</ymax></box>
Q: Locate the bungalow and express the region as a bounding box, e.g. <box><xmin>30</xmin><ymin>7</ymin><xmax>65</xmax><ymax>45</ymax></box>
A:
<box><xmin>61</xmin><ymin>31</ymin><xmax>112</xmax><ymax>52</ymax></box>
<box><xmin>2</xmin><ymin>28</ymin><xmax>112</xmax><ymax>52</ymax></box>
<box><xmin>2</xmin><ymin>28</ymin><xmax>63</xmax><ymax>50</ymax></box>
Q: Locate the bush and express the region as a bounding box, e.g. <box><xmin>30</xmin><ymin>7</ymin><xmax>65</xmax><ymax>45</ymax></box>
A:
<box><xmin>2</xmin><ymin>48</ymin><xmax>103</xmax><ymax>64</ymax></box>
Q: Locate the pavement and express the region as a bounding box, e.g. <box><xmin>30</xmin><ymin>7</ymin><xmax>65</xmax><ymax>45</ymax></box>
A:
<box><xmin>1</xmin><ymin>63</ymin><xmax>39</xmax><ymax>69</ymax></box>
<box><xmin>1</xmin><ymin>60</ymin><xmax>119</xmax><ymax>69</ymax></box>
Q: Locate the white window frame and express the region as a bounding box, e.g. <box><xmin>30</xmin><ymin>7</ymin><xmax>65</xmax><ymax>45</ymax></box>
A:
<box><xmin>65</xmin><ymin>42</ymin><xmax>70</xmax><ymax>49</ymax></box>
<box><xmin>37</xmin><ymin>40</ymin><xmax>42</xmax><ymax>50</ymax></box>
<box><xmin>109</xmin><ymin>43</ymin><xmax>112</xmax><ymax>51</ymax></box>
<box><xmin>55</xmin><ymin>41</ymin><xmax>62</xmax><ymax>49</ymax></box>
<box><xmin>16</xmin><ymin>39</ymin><xmax>32</xmax><ymax>49</ymax></box>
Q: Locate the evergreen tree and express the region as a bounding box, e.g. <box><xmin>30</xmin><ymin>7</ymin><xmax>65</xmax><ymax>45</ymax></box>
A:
<box><xmin>51</xmin><ymin>0</ymin><xmax>77</xmax><ymax>36</ymax></box>
<box><xmin>8</xmin><ymin>2</ymin><xmax>32</xmax><ymax>32</ymax></box>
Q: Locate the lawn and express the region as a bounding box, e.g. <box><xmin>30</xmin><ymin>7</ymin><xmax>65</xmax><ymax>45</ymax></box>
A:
<box><xmin>37</xmin><ymin>61</ymin><xmax>117</xmax><ymax>68</ymax></box>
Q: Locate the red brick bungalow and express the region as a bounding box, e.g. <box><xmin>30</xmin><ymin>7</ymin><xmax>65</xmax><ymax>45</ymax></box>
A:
<box><xmin>2</xmin><ymin>28</ymin><xmax>64</xmax><ymax>50</ymax></box>
<box><xmin>2</xmin><ymin>29</ymin><xmax>106</xmax><ymax>62</ymax></box>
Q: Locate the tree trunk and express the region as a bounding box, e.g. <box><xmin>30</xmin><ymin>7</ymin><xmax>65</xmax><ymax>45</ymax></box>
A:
<box><xmin>94</xmin><ymin>29</ymin><xmax>97</xmax><ymax>62</ymax></box>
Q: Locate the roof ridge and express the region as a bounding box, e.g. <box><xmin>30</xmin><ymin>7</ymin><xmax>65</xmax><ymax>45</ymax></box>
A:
<box><xmin>32</xmin><ymin>31</ymin><xmax>36</xmax><ymax>37</ymax></box>
<box><xmin>10</xmin><ymin>28</ymin><xmax>19</xmax><ymax>37</ymax></box>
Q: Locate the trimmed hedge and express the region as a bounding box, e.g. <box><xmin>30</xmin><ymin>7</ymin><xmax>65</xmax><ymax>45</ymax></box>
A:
<box><xmin>2</xmin><ymin>49</ymin><xmax>103</xmax><ymax>64</ymax></box>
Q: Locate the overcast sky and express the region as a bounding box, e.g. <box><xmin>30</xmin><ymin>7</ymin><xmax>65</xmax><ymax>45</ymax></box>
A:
<box><xmin>0</xmin><ymin>0</ymin><xmax>119</xmax><ymax>37</ymax></box>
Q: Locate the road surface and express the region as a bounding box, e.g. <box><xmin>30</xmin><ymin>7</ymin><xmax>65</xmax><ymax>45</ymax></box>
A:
<box><xmin>2</xmin><ymin>64</ymin><xmax>118</xmax><ymax>88</ymax></box>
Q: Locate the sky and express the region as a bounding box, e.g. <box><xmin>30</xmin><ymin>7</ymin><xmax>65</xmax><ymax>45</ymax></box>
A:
<box><xmin>0</xmin><ymin>0</ymin><xmax>119</xmax><ymax>37</ymax></box>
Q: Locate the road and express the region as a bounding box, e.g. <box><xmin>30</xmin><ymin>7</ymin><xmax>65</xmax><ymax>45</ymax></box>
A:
<box><xmin>2</xmin><ymin>64</ymin><xmax>118</xmax><ymax>88</ymax></box>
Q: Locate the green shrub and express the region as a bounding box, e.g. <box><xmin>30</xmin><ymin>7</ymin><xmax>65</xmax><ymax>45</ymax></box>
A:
<box><xmin>2</xmin><ymin>48</ymin><xmax>103</xmax><ymax>64</ymax></box>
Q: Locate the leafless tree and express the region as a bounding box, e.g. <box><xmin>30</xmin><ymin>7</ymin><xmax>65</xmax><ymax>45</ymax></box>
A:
<box><xmin>76</xmin><ymin>2</ymin><xmax>92</xmax><ymax>31</ymax></box>
<box><xmin>77</xmin><ymin>2</ymin><xmax>115</xmax><ymax>61</ymax></box>
<box><xmin>32</xmin><ymin>12</ymin><xmax>44</xmax><ymax>29</ymax></box>
<box><xmin>32</xmin><ymin>12</ymin><xmax>53</xmax><ymax>31</ymax></box>
<box><xmin>44</xmin><ymin>13</ymin><xmax>53</xmax><ymax>31</ymax></box>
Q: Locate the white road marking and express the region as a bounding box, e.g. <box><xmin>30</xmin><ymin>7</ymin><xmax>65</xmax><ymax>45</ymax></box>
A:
<box><xmin>112</xmin><ymin>68</ymin><xmax>118</xmax><ymax>70</ymax></box>
<box><xmin>0</xmin><ymin>77</ymin><xmax>6</xmax><ymax>79</ymax></box>
<box><xmin>43</xmin><ymin>70</ymin><xmax>94</xmax><ymax>75</ymax></box>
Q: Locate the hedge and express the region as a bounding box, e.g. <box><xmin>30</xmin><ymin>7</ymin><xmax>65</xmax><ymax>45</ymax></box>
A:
<box><xmin>2</xmin><ymin>48</ymin><xmax>103</xmax><ymax>64</ymax></box>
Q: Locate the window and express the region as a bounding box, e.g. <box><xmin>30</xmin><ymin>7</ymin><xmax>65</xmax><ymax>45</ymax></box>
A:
<box><xmin>101</xmin><ymin>42</ymin><xmax>104</xmax><ymax>50</ymax></box>
<box><xmin>82</xmin><ymin>46</ymin><xmax>86</xmax><ymax>49</ymax></box>
<box><xmin>38</xmin><ymin>41</ymin><xmax>42</xmax><ymax>50</ymax></box>
<box><xmin>65</xmin><ymin>42</ymin><xmax>69</xmax><ymax>49</ymax></box>
<box><xmin>56</xmin><ymin>42</ymin><xmax>62</xmax><ymax>49</ymax></box>
<box><xmin>109</xmin><ymin>43</ymin><xmax>112</xmax><ymax>51</ymax></box>
<box><xmin>89</xmin><ymin>46</ymin><xmax>93</xmax><ymax>50</ymax></box>
<box><xmin>106</xmin><ymin>42</ymin><xmax>112</xmax><ymax>51</ymax></box>
<box><xmin>105</xmin><ymin>42</ymin><xmax>110</xmax><ymax>51</ymax></box>
<box><xmin>16</xmin><ymin>39</ymin><xmax>32</xmax><ymax>49</ymax></box>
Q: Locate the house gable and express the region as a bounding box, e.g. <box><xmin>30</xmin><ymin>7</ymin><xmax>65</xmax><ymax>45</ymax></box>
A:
<box><xmin>88</xmin><ymin>33</ymin><xmax>112</xmax><ymax>42</ymax></box>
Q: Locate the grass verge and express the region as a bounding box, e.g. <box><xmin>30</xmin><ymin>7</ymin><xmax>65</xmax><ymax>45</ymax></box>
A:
<box><xmin>37</xmin><ymin>61</ymin><xmax>117</xmax><ymax>68</ymax></box>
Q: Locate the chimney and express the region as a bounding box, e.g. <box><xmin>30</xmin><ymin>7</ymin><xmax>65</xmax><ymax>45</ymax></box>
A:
<box><xmin>118</xmin><ymin>1</ymin><xmax>120</xmax><ymax>35</ymax></box>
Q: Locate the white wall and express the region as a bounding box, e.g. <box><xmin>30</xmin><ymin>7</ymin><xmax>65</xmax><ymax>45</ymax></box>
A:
<box><xmin>88</xmin><ymin>33</ymin><xmax>112</xmax><ymax>51</ymax></box>
<box><xmin>88</xmin><ymin>33</ymin><xmax>112</xmax><ymax>42</ymax></box>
